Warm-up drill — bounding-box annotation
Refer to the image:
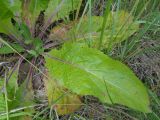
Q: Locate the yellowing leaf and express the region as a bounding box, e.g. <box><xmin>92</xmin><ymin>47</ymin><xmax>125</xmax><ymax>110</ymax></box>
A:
<box><xmin>50</xmin><ymin>11</ymin><xmax>139</xmax><ymax>48</ymax></box>
<box><xmin>44</xmin><ymin>74</ymin><xmax>82</xmax><ymax>115</ymax></box>
<box><xmin>49</xmin><ymin>23</ymin><xmax>73</xmax><ymax>42</ymax></box>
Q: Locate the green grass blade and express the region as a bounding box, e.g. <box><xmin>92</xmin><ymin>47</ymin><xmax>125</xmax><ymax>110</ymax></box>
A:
<box><xmin>99</xmin><ymin>0</ymin><xmax>113</xmax><ymax>49</ymax></box>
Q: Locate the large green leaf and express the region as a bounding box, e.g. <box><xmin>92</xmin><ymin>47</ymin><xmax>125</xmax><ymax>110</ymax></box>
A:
<box><xmin>45</xmin><ymin>42</ymin><xmax>150</xmax><ymax>113</ymax></box>
<box><xmin>45</xmin><ymin>0</ymin><xmax>80</xmax><ymax>22</ymax></box>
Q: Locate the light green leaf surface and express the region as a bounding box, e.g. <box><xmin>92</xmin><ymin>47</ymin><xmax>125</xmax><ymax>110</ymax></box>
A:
<box><xmin>45</xmin><ymin>43</ymin><xmax>150</xmax><ymax>112</ymax></box>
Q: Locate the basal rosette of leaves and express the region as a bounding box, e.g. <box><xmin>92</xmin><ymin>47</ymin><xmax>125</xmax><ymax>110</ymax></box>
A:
<box><xmin>0</xmin><ymin>0</ymin><xmax>80</xmax><ymax>56</ymax></box>
<box><xmin>0</xmin><ymin>0</ymin><xmax>150</xmax><ymax>117</ymax></box>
